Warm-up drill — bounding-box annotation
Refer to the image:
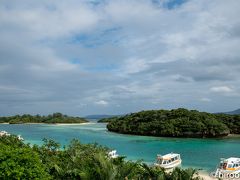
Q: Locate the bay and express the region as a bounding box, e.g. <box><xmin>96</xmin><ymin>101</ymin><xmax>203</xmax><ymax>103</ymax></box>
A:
<box><xmin>1</xmin><ymin>123</ymin><xmax>239</xmax><ymax>172</ymax></box>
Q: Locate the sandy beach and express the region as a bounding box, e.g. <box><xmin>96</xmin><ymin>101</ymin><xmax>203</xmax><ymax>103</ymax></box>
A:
<box><xmin>54</xmin><ymin>122</ymin><xmax>95</xmax><ymax>126</ymax></box>
<box><xmin>198</xmin><ymin>171</ymin><xmax>217</xmax><ymax>180</ymax></box>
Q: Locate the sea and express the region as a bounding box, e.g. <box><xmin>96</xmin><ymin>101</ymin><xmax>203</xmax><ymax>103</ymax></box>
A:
<box><xmin>1</xmin><ymin>122</ymin><xmax>239</xmax><ymax>172</ymax></box>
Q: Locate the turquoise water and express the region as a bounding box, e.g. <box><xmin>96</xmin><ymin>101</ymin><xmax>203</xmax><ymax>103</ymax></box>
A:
<box><xmin>1</xmin><ymin>123</ymin><xmax>239</xmax><ymax>172</ymax></box>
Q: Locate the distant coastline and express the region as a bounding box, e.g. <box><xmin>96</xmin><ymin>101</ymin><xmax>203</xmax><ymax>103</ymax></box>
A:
<box><xmin>0</xmin><ymin>113</ymin><xmax>88</xmax><ymax>124</ymax></box>
<box><xmin>0</xmin><ymin>122</ymin><xmax>92</xmax><ymax>125</ymax></box>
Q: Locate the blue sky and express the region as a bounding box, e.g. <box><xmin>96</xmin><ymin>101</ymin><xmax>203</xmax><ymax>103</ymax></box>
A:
<box><xmin>0</xmin><ymin>0</ymin><xmax>240</xmax><ymax>116</ymax></box>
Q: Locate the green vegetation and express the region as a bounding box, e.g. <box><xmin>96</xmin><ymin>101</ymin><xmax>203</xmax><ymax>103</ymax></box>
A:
<box><xmin>0</xmin><ymin>135</ymin><xmax>51</xmax><ymax>179</ymax></box>
<box><xmin>0</xmin><ymin>113</ymin><xmax>88</xmax><ymax>124</ymax></box>
<box><xmin>215</xmin><ymin>113</ymin><xmax>240</xmax><ymax>134</ymax></box>
<box><xmin>85</xmin><ymin>114</ymin><xmax>120</xmax><ymax>120</ymax></box>
<box><xmin>106</xmin><ymin>108</ymin><xmax>239</xmax><ymax>138</ymax></box>
<box><xmin>98</xmin><ymin>116</ymin><xmax>119</xmax><ymax>123</ymax></box>
<box><xmin>0</xmin><ymin>135</ymin><xmax>201</xmax><ymax>180</ymax></box>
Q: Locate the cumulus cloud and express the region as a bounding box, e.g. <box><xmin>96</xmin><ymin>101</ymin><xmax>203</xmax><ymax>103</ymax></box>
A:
<box><xmin>0</xmin><ymin>0</ymin><xmax>240</xmax><ymax>115</ymax></box>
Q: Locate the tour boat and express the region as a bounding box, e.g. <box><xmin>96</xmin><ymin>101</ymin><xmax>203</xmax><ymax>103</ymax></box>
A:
<box><xmin>154</xmin><ymin>153</ymin><xmax>182</xmax><ymax>169</ymax></box>
<box><xmin>108</xmin><ymin>150</ymin><xmax>119</xmax><ymax>158</ymax></box>
<box><xmin>0</xmin><ymin>131</ymin><xmax>10</xmax><ymax>136</ymax></box>
<box><xmin>17</xmin><ymin>135</ymin><xmax>24</xmax><ymax>141</ymax></box>
<box><xmin>0</xmin><ymin>131</ymin><xmax>24</xmax><ymax>140</ymax></box>
<box><xmin>212</xmin><ymin>157</ymin><xmax>240</xmax><ymax>178</ymax></box>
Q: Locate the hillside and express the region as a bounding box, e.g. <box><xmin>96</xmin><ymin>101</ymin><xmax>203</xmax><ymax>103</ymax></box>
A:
<box><xmin>223</xmin><ymin>108</ymin><xmax>240</xmax><ymax>115</ymax></box>
<box><xmin>84</xmin><ymin>114</ymin><xmax>120</xmax><ymax>120</ymax></box>
<box><xmin>106</xmin><ymin>108</ymin><xmax>240</xmax><ymax>138</ymax></box>
<box><xmin>98</xmin><ymin>116</ymin><xmax>121</xmax><ymax>123</ymax></box>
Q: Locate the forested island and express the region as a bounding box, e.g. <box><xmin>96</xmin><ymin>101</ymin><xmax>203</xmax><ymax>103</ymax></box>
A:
<box><xmin>104</xmin><ymin>108</ymin><xmax>240</xmax><ymax>138</ymax></box>
<box><xmin>0</xmin><ymin>113</ymin><xmax>88</xmax><ymax>124</ymax></box>
<box><xmin>0</xmin><ymin>134</ymin><xmax>201</xmax><ymax>179</ymax></box>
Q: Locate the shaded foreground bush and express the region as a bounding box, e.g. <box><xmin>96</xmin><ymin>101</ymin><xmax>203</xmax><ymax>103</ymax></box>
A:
<box><xmin>0</xmin><ymin>135</ymin><xmax>201</xmax><ymax>180</ymax></box>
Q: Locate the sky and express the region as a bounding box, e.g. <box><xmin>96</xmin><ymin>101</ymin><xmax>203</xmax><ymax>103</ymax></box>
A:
<box><xmin>0</xmin><ymin>0</ymin><xmax>240</xmax><ymax>116</ymax></box>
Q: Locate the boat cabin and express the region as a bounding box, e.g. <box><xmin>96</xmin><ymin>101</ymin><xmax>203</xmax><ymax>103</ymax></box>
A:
<box><xmin>218</xmin><ymin>158</ymin><xmax>240</xmax><ymax>171</ymax></box>
<box><xmin>212</xmin><ymin>157</ymin><xmax>240</xmax><ymax>178</ymax></box>
<box><xmin>155</xmin><ymin>153</ymin><xmax>181</xmax><ymax>169</ymax></box>
<box><xmin>108</xmin><ymin>150</ymin><xmax>119</xmax><ymax>158</ymax></box>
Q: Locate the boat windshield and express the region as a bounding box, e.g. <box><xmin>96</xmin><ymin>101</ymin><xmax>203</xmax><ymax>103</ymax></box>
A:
<box><xmin>219</xmin><ymin>163</ymin><xmax>223</xmax><ymax>168</ymax></box>
<box><xmin>233</xmin><ymin>164</ymin><xmax>239</xmax><ymax>168</ymax></box>
<box><xmin>157</xmin><ymin>158</ymin><xmax>163</xmax><ymax>164</ymax></box>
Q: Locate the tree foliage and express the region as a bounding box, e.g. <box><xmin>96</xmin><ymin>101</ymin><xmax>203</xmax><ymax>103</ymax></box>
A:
<box><xmin>0</xmin><ymin>137</ymin><xmax>51</xmax><ymax>180</ymax></box>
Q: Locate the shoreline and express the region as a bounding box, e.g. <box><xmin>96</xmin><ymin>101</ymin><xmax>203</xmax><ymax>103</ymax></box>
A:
<box><xmin>54</xmin><ymin>122</ymin><xmax>95</xmax><ymax>126</ymax></box>
<box><xmin>226</xmin><ymin>134</ymin><xmax>240</xmax><ymax>138</ymax></box>
<box><xmin>108</xmin><ymin>128</ymin><xmax>240</xmax><ymax>139</ymax></box>
<box><xmin>0</xmin><ymin>122</ymin><xmax>93</xmax><ymax>125</ymax></box>
<box><xmin>1</xmin><ymin>122</ymin><xmax>239</xmax><ymax>138</ymax></box>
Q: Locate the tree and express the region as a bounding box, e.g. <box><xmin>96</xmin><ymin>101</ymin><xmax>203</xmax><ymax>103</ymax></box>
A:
<box><xmin>0</xmin><ymin>145</ymin><xmax>51</xmax><ymax>180</ymax></box>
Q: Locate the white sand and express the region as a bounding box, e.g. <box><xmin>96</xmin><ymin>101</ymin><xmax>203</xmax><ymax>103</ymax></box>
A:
<box><xmin>23</xmin><ymin>123</ymin><xmax>46</xmax><ymax>124</ymax></box>
<box><xmin>54</xmin><ymin>122</ymin><xmax>95</xmax><ymax>126</ymax></box>
<box><xmin>198</xmin><ymin>171</ymin><xmax>217</xmax><ymax>180</ymax></box>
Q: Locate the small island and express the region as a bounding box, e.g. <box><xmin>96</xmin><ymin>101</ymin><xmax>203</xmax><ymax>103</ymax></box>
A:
<box><xmin>105</xmin><ymin>108</ymin><xmax>240</xmax><ymax>138</ymax></box>
<box><xmin>0</xmin><ymin>113</ymin><xmax>88</xmax><ymax>124</ymax></box>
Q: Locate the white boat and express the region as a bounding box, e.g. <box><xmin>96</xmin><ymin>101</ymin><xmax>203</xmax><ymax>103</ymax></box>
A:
<box><xmin>0</xmin><ymin>131</ymin><xmax>24</xmax><ymax>140</ymax></box>
<box><xmin>154</xmin><ymin>153</ymin><xmax>182</xmax><ymax>169</ymax></box>
<box><xmin>0</xmin><ymin>131</ymin><xmax>10</xmax><ymax>136</ymax></box>
<box><xmin>17</xmin><ymin>135</ymin><xmax>24</xmax><ymax>141</ymax></box>
<box><xmin>108</xmin><ymin>150</ymin><xmax>119</xmax><ymax>158</ymax></box>
<box><xmin>211</xmin><ymin>157</ymin><xmax>240</xmax><ymax>178</ymax></box>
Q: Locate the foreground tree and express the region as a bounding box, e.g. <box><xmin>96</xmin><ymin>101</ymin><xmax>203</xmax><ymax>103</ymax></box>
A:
<box><xmin>0</xmin><ymin>135</ymin><xmax>201</xmax><ymax>180</ymax></box>
<box><xmin>0</xmin><ymin>144</ymin><xmax>51</xmax><ymax>179</ymax></box>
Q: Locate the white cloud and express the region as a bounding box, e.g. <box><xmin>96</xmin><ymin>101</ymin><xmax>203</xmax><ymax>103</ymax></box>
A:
<box><xmin>0</xmin><ymin>0</ymin><xmax>100</xmax><ymax>39</ymax></box>
<box><xmin>121</xmin><ymin>58</ymin><xmax>149</xmax><ymax>75</ymax></box>
<box><xmin>95</xmin><ymin>100</ymin><xmax>109</xmax><ymax>106</ymax></box>
<box><xmin>200</xmin><ymin>98</ymin><xmax>211</xmax><ymax>102</ymax></box>
<box><xmin>210</xmin><ymin>86</ymin><xmax>233</xmax><ymax>93</ymax></box>
<box><xmin>1</xmin><ymin>0</ymin><xmax>240</xmax><ymax>115</ymax></box>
